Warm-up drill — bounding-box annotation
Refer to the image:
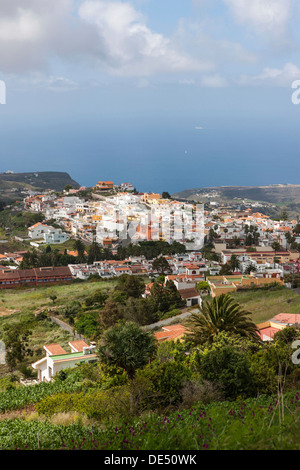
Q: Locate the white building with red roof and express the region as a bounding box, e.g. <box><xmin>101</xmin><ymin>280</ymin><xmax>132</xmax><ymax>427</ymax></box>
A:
<box><xmin>32</xmin><ymin>341</ymin><xmax>97</xmax><ymax>382</ymax></box>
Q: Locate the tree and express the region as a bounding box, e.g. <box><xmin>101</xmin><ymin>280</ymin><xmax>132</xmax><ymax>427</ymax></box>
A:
<box><xmin>272</xmin><ymin>241</ymin><xmax>281</xmax><ymax>252</ymax></box>
<box><xmin>19</xmin><ymin>249</ymin><xmax>39</xmax><ymax>269</ymax></box>
<box><xmin>100</xmin><ymin>298</ymin><xmax>124</xmax><ymax>329</ymax></box>
<box><xmin>122</xmin><ymin>297</ymin><xmax>159</xmax><ymax>326</ymax></box>
<box><xmin>75</xmin><ymin>312</ymin><xmax>102</xmax><ymax>339</ymax></box>
<box><xmin>164</xmin><ymin>279</ymin><xmax>183</xmax><ymax>304</ymax></box>
<box><xmin>162</xmin><ymin>192</ymin><xmax>171</xmax><ymax>199</ymax></box>
<box><xmin>229</xmin><ymin>254</ymin><xmax>240</xmax><ymax>272</ymax></box>
<box><xmin>208</xmin><ymin>228</ymin><xmax>219</xmax><ymax>242</ymax></box>
<box><xmin>244</xmin><ymin>263</ymin><xmax>257</xmax><ymax>275</ymax></box>
<box><xmin>62</xmin><ymin>301</ymin><xmax>81</xmax><ymax>325</ymax></box>
<box><xmin>85</xmin><ymin>289</ymin><xmax>107</xmax><ymax>307</ymax></box>
<box><xmin>197</xmin><ymin>345</ymin><xmax>254</xmax><ymax>400</ymax></box>
<box><xmin>98</xmin><ymin>322</ymin><xmax>157</xmax><ymax>379</ymax></box>
<box><xmin>87</xmin><ymin>241</ymin><xmax>102</xmax><ymax>264</ymax></box>
<box><xmin>149</xmin><ymin>281</ymin><xmax>184</xmax><ymax>314</ymax></box>
<box><xmin>294</xmin><ymin>224</ymin><xmax>300</xmax><ymax>235</ymax></box>
<box><xmin>49</xmin><ymin>295</ymin><xmax>57</xmax><ymax>304</ymax></box>
<box><xmin>115</xmin><ymin>274</ymin><xmax>145</xmax><ymax>299</ymax></box>
<box><xmin>196</xmin><ymin>281</ymin><xmax>210</xmax><ymax>295</ymax></box>
<box><xmin>186</xmin><ymin>294</ymin><xmax>260</xmax><ymax>346</ymax></box>
<box><xmin>219</xmin><ymin>264</ymin><xmax>232</xmax><ymax>275</ymax></box>
<box><xmin>152</xmin><ymin>256</ymin><xmax>171</xmax><ymax>275</ymax></box>
<box><xmin>3</xmin><ymin>324</ymin><xmax>33</xmax><ymax>372</ymax></box>
<box><xmin>73</xmin><ymin>239</ymin><xmax>86</xmax><ymax>263</ymax></box>
<box><xmin>273</xmin><ymin>326</ymin><xmax>300</xmax><ymax>345</ymax></box>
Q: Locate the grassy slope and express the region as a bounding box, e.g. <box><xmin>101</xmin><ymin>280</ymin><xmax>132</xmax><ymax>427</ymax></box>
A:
<box><xmin>0</xmin><ymin>281</ymin><xmax>298</xmax><ymax>377</ymax></box>
<box><xmin>0</xmin><ymin>280</ymin><xmax>118</xmax><ymax>378</ymax></box>
<box><xmin>0</xmin><ymin>392</ymin><xmax>299</xmax><ymax>450</ymax></box>
<box><xmin>231</xmin><ymin>287</ymin><xmax>300</xmax><ymax>323</ymax></box>
<box><xmin>0</xmin><ymin>280</ymin><xmax>117</xmax><ymax>313</ymax></box>
<box><xmin>0</xmin><ymin>283</ymin><xmax>300</xmax><ymax>449</ymax></box>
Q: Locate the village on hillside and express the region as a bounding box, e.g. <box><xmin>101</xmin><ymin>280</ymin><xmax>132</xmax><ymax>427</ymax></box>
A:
<box><xmin>0</xmin><ymin>179</ymin><xmax>300</xmax><ymax>368</ymax></box>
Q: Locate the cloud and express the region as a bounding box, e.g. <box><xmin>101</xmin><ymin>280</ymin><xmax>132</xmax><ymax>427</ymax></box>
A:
<box><xmin>0</xmin><ymin>0</ymin><xmax>211</xmax><ymax>79</ymax></box>
<box><xmin>35</xmin><ymin>75</ymin><xmax>79</xmax><ymax>92</ymax></box>
<box><xmin>179</xmin><ymin>79</ymin><xmax>196</xmax><ymax>85</ymax></box>
<box><xmin>224</xmin><ymin>0</ymin><xmax>292</xmax><ymax>36</ymax></box>
<box><xmin>0</xmin><ymin>0</ymin><xmax>297</xmax><ymax>89</ymax></box>
<box><xmin>237</xmin><ymin>62</ymin><xmax>300</xmax><ymax>87</ymax></box>
<box><xmin>200</xmin><ymin>73</ymin><xmax>228</xmax><ymax>88</ymax></box>
<box><xmin>78</xmin><ymin>0</ymin><xmax>210</xmax><ymax>76</ymax></box>
<box><xmin>0</xmin><ymin>0</ymin><xmax>76</xmax><ymax>72</ymax></box>
<box><xmin>5</xmin><ymin>72</ymin><xmax>80</xmax><ymax>93</ymax></box>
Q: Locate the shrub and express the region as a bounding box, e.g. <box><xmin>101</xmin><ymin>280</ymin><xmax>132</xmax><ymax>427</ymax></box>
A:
<box><xmin>197</xmin><ymin>346</ymin><xmax>255</xmax><ymax>400</ymax></box>
<box><xmin>180</xmin><ymin>379</ymin><xmax>224</xmax><ymax>408</ymax></box>
<box><xmin>36</xmin><ymin>387</ymin><xmax>132</xmax><ymax>422</ymax></box>
<box><xmin>137</xmin><ymin>360</ymin><xmax>193</xmax><ymax>407</ymax></box>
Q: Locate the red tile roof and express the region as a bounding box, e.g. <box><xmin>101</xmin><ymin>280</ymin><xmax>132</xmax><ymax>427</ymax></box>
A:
<box><xmin>44</xmin><ymin>344</ymin><xmax>67</xmax><ymax>355</ymax></box>
<box><xmin>155</xmin><ymin>324</ymin><xmax>187</xmax><ymax>342</ymax></box>
<box><xmin>178</xmin><ymin>288</ymin><xmax>200</xmax><ymax>299</ymax></box>
<box><xmin>69</xmin><ymin>340</ymin><xmax>89</xmax><ymax>352</ymax></box>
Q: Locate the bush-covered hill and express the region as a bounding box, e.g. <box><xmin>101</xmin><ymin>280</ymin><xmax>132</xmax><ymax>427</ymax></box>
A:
<box><xmin>0</xmin><ymin>171</ymin><xmax>80</xmax><ymax>205</ymax></box>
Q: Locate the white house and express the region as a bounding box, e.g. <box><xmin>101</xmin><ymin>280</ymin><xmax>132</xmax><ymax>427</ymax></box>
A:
<box><xmin>28</xmin><ymin>223</ymin><xmax>52</xmax><ymax>239</ymax></box>
<box><xmin>32</xmin><ymin>341</ymin><xmax>98</xmax><ymax>382</ymax></box>
<box><xmin>44</xmin><ymin>228</ymin><xmax>68</xmax><ymax>244</ymax></box>
<box><xmin>119</xmin><ymin>183</ymin><xmax>135</xmax><ymax>192</ymax></box>
<box><xmin>178</xmin><ymin>288</ymin><xmax>202</xmax><ymax>308</ymax></box>
<box><xmin>28</xmin><ymin>222</ymin><xmax>68</xmax><ymax>244</ymax></box>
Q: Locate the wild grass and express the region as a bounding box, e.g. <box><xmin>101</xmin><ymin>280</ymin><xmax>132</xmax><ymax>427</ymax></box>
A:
<box><xmin>0</xmin><ymin>279</ymin><xmax>118</xmax><ymax>314</ymax></box>
<box><xmin>231</xmin><ymin>287</ymin><xmax>300</xmax><ymax>323</ymax></box>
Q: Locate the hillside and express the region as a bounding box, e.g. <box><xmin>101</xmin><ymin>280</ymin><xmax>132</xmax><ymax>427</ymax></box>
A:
<box><xmin>172</xmin><ymin>184</ymin><xmax>300</xmax><ymax>204</ymax></box>
<box><xmin>0</xmin><ymin>280</ymin><xmax>299</xmax><ymax>450</ymax></box>
<box><xmin>0</xmin><ymin>172</ymin><xmax>81</xmax><ymax>204</ymax></box>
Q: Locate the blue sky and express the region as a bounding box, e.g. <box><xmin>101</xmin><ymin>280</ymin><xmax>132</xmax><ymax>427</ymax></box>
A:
<box><xmin>0</xmin><ymin>0</ymin><xmax>300</xmax><ymax>193</ymax></box>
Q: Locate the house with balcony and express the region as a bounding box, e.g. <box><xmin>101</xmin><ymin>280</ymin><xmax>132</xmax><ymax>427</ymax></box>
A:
<box><xmin>32</xmin><ymin>341</ymin><xmax>98</xmax><ymax>382</ymax></box>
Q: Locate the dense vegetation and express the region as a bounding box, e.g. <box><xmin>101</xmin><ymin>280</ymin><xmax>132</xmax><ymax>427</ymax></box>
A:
<box><xmin>116</xmin><ymin>241</ymin><xmax>186</xmax><ymax>260</ymax></box>
<box><xmin>0</xmin><ymin>391</ymin><xmax>300</xmax><ymax>450</ymax></box>
<box><xmin>0</xmin><ymin>326</ymin><xmax>300</xmax><ymax>450</ymax></box>
<box><xmin>1</xmin><ymin>273</ymin><xmax>300</xmax><ymax>450</ymax></box>
<box><xmin>0</xmin><ymin>209</ymin><xmax>44</xmax><ymax>239</ymax></box>
<box><xmin>52</xmin><ymin>275</ymin><xmax>185</xmax><ymax>338</ymax></box>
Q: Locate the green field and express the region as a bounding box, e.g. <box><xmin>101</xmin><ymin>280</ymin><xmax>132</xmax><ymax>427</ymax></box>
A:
<box><xmin>0</xmin><ymin>279</ymin><xmax>117</xmax><ymax>314</ymax></box>
<box><xmin>0</xmin><ymin>279</ymin><xmax>120</xmax><ymax>378</ymax></box>
<box><xmin>231</xmin><ymin>287</ymin><xmax>300</xmax><ymax>323</ymax></box>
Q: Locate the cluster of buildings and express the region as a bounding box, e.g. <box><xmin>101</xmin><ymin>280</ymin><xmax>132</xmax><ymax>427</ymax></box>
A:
<box><xmin>205</xmin><ymin>205</ymin><xmax>298</xmax><ymax>251</ymax></box>
<box><xmin>2</xmin><ymin>182</ymin><xmax>298</xmax><ymax>295</ymax></box>
<box><xmin>1</xmin><ymin>183</ymin><xmax>296</xmax><ymax>386</ymax></box>
<box><xmin>24</xmin><ymin>182</ymin><xmax>205</xmax><ymax>249</ymax></box>
<box><xmin>0</xmin><ymin>266</ymin><xmax>73</xmax><ymax>289</ymax></box>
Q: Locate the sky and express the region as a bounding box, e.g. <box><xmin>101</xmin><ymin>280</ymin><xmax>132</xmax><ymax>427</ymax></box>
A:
<box><xmin>0</xmin><ymin>0</ymin><xmax>300</xmax><ymax>194</ymax></box>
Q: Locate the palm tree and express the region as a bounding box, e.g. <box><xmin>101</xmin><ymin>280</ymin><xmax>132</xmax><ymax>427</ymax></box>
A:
<box><xmin>185</xmin><ymin>294</ymin><xmax>259</xmax><ymax>346</ymax></box>
<box><xmin>98</xmin><ymin>321</ymin><xmax>157</xmax><ymax>379</ymax></box>
<box><xmin>73</xmin><ymin>239</ymin><xmax>86</xmax><ymax>263</ymax></box>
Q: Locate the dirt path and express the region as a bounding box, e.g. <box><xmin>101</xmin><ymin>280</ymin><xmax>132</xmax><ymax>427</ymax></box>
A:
<box><xmin>0</xmin><ymin>306</ymin><xmax>20</xmax><ymax>317</ymax></box>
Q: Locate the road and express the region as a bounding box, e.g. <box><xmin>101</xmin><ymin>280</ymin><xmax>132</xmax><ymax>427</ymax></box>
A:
<box><xmin>144</xmin><ymin>307</ymin><xmax>200</xmax><ymax>330</ymax></box>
